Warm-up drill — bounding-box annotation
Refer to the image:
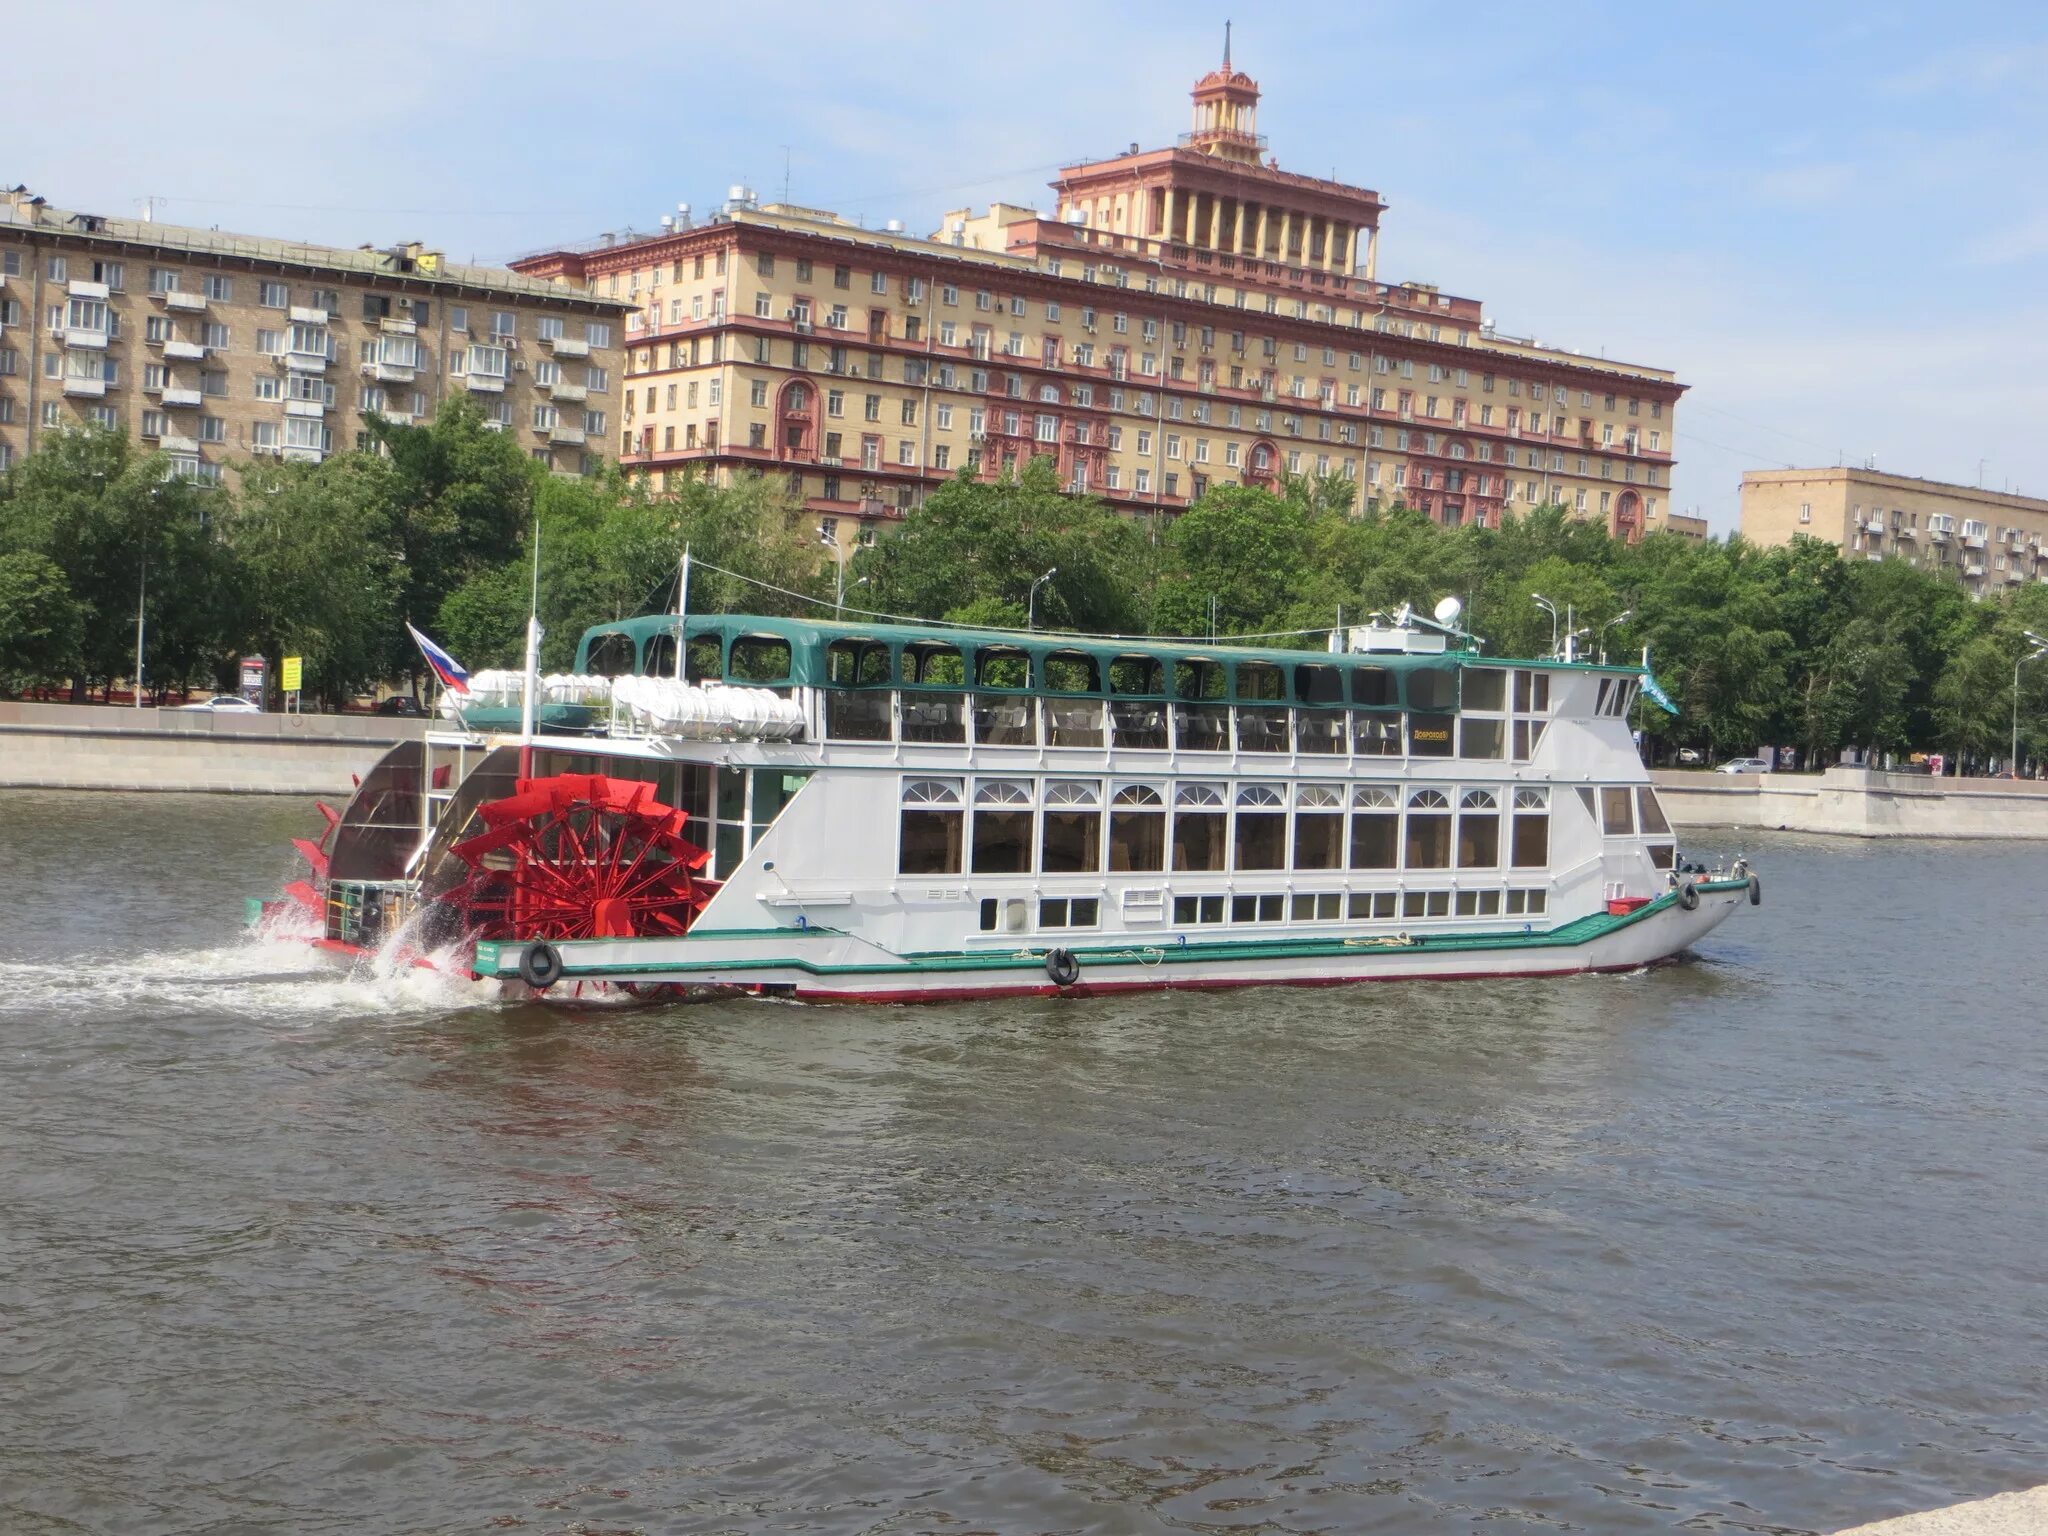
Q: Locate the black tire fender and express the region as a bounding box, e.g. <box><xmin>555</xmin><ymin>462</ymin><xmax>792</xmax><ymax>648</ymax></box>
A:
<box><xmin>1748</xmin><ymin>872</ymin><xmax>1762</xmax><ymax>907</ymax></box>
<box><xmin>1677</xmin><ymin>881</ymin><xmax>1700</xmax><ymax>912</ymax></box>
<box><xmin>1044</xmin><ymin>947</ymin><xmax>1081</xmax><ymax>988</ymax></box>
<box><xmin>519</xmin><ymin>940</ymin><xmax>564</xmax><ymax>990</ymax></box>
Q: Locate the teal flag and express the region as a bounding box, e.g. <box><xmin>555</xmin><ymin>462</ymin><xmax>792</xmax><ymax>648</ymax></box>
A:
<box><xmin>1640</xmin><ymin>649</ymin><xmax>1679</xmax><ymax>715</ymax></box>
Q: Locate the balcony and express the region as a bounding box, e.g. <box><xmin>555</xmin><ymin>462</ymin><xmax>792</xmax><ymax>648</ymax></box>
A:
<box><xmin>545</xmin><ymin>380</ymin><xmax>587</xmax><ymax>402</ymax></box>
<box><xmin>285</xmin><ymin>398</ymin><xmax>326</xmax><ymax>418</ymax></box>
<box><xmin>64</xmin><ymin>326</ymin><xmax>111</xmax><ymax>350</ymax></box>
<box><xmin>160</xmin><ymin>432</ymin><xmax>199</xmax><ymax>454</ymax></box>
<box><xmin>543</xmin><ymin>335</ymin><xmax>590</xmax><ymax>358</ymax></box>
<box><xmin>1864</xmin><ymin>517</ymin><xmax>1885</xmax><ymax>533</ymax></box>
<box><xmin>162</xmin><ymin>289</ymin><xmax>207</xmax><ymax>313</ymax></box>
<box><xmin>160</xmin><ymin>386</ymin><xmax>202</xmax><ymax>408</ymax></box>
<box><xmin>281</xmin><ymin>444</ymin><xmax>325</xmax><ymax>464</ymax></box>
<box><xmin>464</xmin><ymin>372</ymin><xmax>506</xmax><ymax>393</ymax></box>
<box><xmin>162</xmin><ymin>338</ymin><xmax>206</xmax><ymax>361</ymax></box>
<box><xmin>1894</xmin><ymin>525</ymin><xmax>1915</xmax><ymax>540</ymax></box>
<box><xmin>288</xmin><ymin>305</ymin><xmax>329</xmax><ymax>325</ymax></box>
<box><xmin>1964</xmin><ymin>561</ymin><xmax>1986</xmax><ymax>578</ymax></box>
<box><xmin>481</xmin><ymin>420</ymin><xmax>508</xmax><ymax>433</ymax></box>
<box><xmin>361</xmin><ymin>359</ymin><xmax>416</xmax><ymax>383</ymax></box>
<box><xmin>62</xmin><ymin>375</ymin><xmax>107</xmax><ymax>397</ymax></box>
<box><xmin>547</xmin><ymin>424</ymin><xmax>587</xmax><ymax>446</ymax></box>
<box><xmin>381</xmin><ymin>410</ymin><xmax>417</xmax><ymax>426</ymax></box>
<box><xmin>378</xmin><ymin>317</ymin><xmax>417</xmax><ymax>336</ymax></box>
<box><xmin>1928</xmin><ymin>528</ymin><xmax>1950</xmax><ymax>544</ymax></box>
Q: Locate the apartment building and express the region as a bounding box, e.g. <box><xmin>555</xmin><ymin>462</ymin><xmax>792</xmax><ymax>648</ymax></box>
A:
<box><xmin>0</xmin><ymin>186</ymin><xmax>629</xmax><ymax>481</ymax></box>
<box><xmin>513</xmin><ymin>46</ymin><xmax>1683</xmax><ymax>546</ymax></box>
<box><xmin>1741</xmin><ymin>467</ymin><xmax>2048</xmax><ymax>597</ymax></box>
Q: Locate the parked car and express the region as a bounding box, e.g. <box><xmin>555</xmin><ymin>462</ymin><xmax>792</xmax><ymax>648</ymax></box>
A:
<box><xmin>179</xmin><ymin>694</ymin><xmax>262</xmax><ymax>713</ymax></box>
<box><xmin>1716</xmin><ymin>756</ymin><xmax>1771</xmax><ymax>774</ymax></box>
<box><xmin>373</xmin><ymin>696</ymin><xmax>423</xmax><ymax>717</ymax></box>
<box><xmin>1676</xmin><ymin>747</ymin><xmax>1705</xmax><ymax>765</ymax></box>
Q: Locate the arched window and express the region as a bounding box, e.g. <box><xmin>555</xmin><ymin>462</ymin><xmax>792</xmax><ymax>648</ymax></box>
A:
<box><xmin>1405</xmin><ymin>788</ymin><xmax>1452</xmax><ymax>868</ymax></box>
<box><xmin>1108</xmin><ymin>782</ymin><xmax>1166</xmax><ymax>872</ymax></box>
<box><xmin>1294</xmin><ymin>782</ymin><xmax>1344</xmax><ymax>869</ymax></box>
<box><xmin>1234</xmin><ymin>782</ymin><xmax>1286</xmax><ymax>869</ymax></box>
<box><xmin>898</xmin><ymin>777</ymin><xmax>963</xmax><ymax>874</ymax></box>
<box><xmin>1457</xmin><ymin>787</ymin><xmax>1501</xmax><ymax>867</ymax></box>
<box><xmin>1172</xmin><ymin>781</ymin><xmax>1227</xmax><ymax>872</ymax></box>
<box><xmin>1511</xmin><ymin>786</ymin><xmax>1550</xmax><ymax>868</ymax></box>
<box><xmin>971</xmin><ymin>778</ymin><xmax>1033</xmax><ymax>873</ymax></box>
<box><xmin>1041</xmin><ymin>780</ymin><xmax>1101</xmax><ymax>872</ymax></box>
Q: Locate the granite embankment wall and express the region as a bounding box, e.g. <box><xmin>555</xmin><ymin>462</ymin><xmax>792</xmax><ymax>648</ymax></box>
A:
<box><xmin>1653</xmin><ymin>766</ymin><xmax>2048</xmax><ymax>839</ymax></box>
<box><xmin>0</xmin><ymin>702</ymin><xmax>424</xmax><ymax>794</ymax></box>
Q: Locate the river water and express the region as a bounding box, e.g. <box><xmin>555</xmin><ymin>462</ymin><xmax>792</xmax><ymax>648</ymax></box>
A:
<box><xmin>1</xmin><ymin>789</ymin><xmax>2043</xmax><ymax>1536</ymax></box>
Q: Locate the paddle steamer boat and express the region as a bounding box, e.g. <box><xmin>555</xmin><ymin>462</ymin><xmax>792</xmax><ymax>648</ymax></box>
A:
<box><xmin>261</xmin><ymin>606</ymin><xmax>1757</xmax><ymax>1001</ymax></box>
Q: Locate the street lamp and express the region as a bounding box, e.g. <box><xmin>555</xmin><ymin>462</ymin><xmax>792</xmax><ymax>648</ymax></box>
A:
<box><xmin>1599</xmin><ymin>609</ymin><xmax>1633</xmax><ymax>665</ymax></box>
<box><xmin>1530</xmin><ymin>593</ymin><xmax>1559</xmax><ymax>658</ymax></box>
<box><xmin>1028</xmin><ymin>566</ymin><xmax>1057</xmax><ymax>631</ymax></box>
<box><xmin>2014</xmin><ymin>630</ymin><xmax>2048</xmax><ymax>775</ymax></box>
<box><xmin>837</xmin><ymin>572</ymin><xmax>868</xmax><ymax>619</ymax></box>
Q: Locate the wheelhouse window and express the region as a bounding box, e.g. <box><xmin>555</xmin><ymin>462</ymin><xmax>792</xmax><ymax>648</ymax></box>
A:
<box><xmin>1350</xmin><ymin>784</ymin><xmax>1399</xmax><ymax>869</ymax></box>
<box><xmin>1040</xmin><ymin>779</ymin><xmax>1102</xmax><ymax>872</ymax></box>
<box><xmin>1293</xmin><ymin>783</ymin><xmax>1345</xmax><ymax>869</ymax></box>
<box><xmin>1459</xmin><ymin>668</ymin><xmax>1507</xmax><ymax>760</ymax></box>
<box><xmin>898</xmin><ymin>777</ymin><xmax>963</xmax><ymax>874</ymax></box>
<box><xmin>1405</xmin><ymin>787</ymin><xmax>1452</xmax><ymax>869</ymax></box>
<box><xmin>1233</xmin><ymin>782</ymin><xmax>1287</xmax><ymax>870</ymax></box>
<box><xmin>1510</xmin><ymin>787</ymin><xmax>1550</xmax><ymax>868</ymax></box>
<box><xmin>971</xmin><ymin>778</ymin><xmax>1034</xmax><ymax>873</ymax></box>
<box><xmin>1353</xmin><ymin>711</ymin><xmax>1402</xmax><ymax>757</ymax></box>
<box><xmin>1600</xmin><ymin>786</ymin><xmax>1636</xmax><ymax>836</ymax></box>
<box><xmin>1108</xmin><ymin>782</ymin><xmax>1166</xmax><ymax>871</ymax></box>
<box><xmin>1171</xmin><ymin>781</ymin><xmax>1227</xmax><ymax>871</ymax></box>
<box><xmin>1408</xmin><ymin>667</ymin><xmax>1457</xmax><ymax>712</ymax></box>
<box><xmin>1456</xmin><ymin>788</ymin><xmax>1501</xmax><ymax>867</ymax></box>
<box><xmin>1408</xmin><ymin>713</ymin><xmax>1455</xmax><ymax>757</ymax></box>
<box><xmin>1636</xmin><ymin>787</ymin><xmax>1671</xmax><ymax>835</ymax></box>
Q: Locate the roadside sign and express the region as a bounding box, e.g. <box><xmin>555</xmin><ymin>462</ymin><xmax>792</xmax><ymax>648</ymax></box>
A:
<box><xmin>281</xmin><ymin>656</ymin><xmax>303</xmax><ymax>692</ymax></box>
<box><xmin>238</xmin><ymin>656</ymin><xmax>266</xmax><ymax>705</ymax></box>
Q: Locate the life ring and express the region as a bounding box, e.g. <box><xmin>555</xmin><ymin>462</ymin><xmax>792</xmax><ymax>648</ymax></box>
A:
<box><xmin>1747</xmin><ymin>872</ymin><xmax>1762</xmax><ymax>907</ymax></box>
<box><xmin>519</xmin><ymin>940</ymin><xmax>564</xmax><ymax>990</ymax></box>
<box><xmin>1677</xmin><ymin>881</ymin><xmax>1700</xmax><ymax>911</ymax></box>
<box><xmin>1044</xmin><ymin>947</ymin><xmax>1081</xmax><ymax>988</ymax></box>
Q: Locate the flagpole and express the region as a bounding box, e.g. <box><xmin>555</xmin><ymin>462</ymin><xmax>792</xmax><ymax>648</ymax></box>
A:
<box><xmin>674</xmin><ymin>544</ymin><xmax>691</xmax><ymax>684</ymax></box>
<box><xmin>519</xmin><ymin>518</ymin><xmax>542</xmax><ymax>777</ymax></box>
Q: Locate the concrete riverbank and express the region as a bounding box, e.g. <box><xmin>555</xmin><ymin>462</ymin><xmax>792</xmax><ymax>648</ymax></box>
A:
<box><xmin>0</xmin><ymin>701</ymin><xmax>422</xmax><ymax>794</ymax></box>
<box><xmin>1652</xmin><ymin>765</ymin><xmax>2048</xmax><ymax>838</ymax></box>
<box><xmin>1835</xmin><ymin>1484</ymin><xmax>2048</xmax><ymax>1533</ymax></box>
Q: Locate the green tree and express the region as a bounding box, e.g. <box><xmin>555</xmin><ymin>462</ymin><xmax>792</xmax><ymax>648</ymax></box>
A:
<box><xmin>0</xmin><ymin>551</ymin><xmax>85</xmax><ymax>694</ymax></box>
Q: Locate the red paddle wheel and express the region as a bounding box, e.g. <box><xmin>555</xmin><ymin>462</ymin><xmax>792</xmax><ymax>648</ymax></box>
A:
<box><xmin>441</xmin><ymin>773</ymin><xmax>715</xmax><ymax>943</ymax></box>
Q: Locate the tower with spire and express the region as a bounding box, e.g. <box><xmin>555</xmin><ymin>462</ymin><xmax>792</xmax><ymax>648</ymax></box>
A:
<box><xmin>1186</xmin><ymin>22</ymin><xmax>1265</xmax><ymax>165</ymax></box>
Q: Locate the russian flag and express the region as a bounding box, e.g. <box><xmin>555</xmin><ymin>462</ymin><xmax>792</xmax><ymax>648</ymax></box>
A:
<box><xmin>406</xmin><ymin>623</ymin><xmax>471</xmax><ymax>696</ymax></box>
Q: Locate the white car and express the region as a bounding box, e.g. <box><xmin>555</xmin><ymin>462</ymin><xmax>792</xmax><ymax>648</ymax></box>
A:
<box><xmin>179</xmin><ymin>694</ymin><xmax>262</xmax><ymax>712</ymax></box>
<box><xmin>1716</xmin><ymin>756</ymin><xmax>1771</xmax><ymax>774</ymax></box>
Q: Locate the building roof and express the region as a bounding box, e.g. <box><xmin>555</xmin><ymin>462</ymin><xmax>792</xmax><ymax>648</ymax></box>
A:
<box><xmin>1742</xmin><ymin>466</ymin><xmax>2048</xmax><ymax>516</ymax></box>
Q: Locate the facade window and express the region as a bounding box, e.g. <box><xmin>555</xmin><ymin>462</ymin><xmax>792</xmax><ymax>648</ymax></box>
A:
<box><xmin>1404</xmin><ymin>788</ymin><xmax>1452</xmax><ymax>869</ymax></box>
<box><xmin>898</xmin><ymin>778</ymin><xmax>964</xmax><ymax>874</ymax></box>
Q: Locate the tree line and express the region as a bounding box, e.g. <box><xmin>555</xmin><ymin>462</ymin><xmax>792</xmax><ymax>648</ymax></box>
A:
<box><xmin>3</xmin><ymin>408</ymin><xmax>2045</xmax><ymax>770</ymax></box>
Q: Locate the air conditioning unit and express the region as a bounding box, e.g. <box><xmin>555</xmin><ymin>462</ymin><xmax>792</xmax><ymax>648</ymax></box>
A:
<box><xmin>513</xmin><ymin>360</ymin><xmax>527</xmax><ymax>371</ymax></box>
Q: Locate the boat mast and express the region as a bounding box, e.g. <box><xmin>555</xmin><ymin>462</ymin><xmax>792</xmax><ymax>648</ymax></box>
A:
<box><xmin>518</xmin><ymin>517</ymin><xmax>542</xmax><ymax>776</ymax></box>
<box><xmin>674</xmin><ymin>544</ymin><xmax>691</xmax><ymax>683</ymax></box>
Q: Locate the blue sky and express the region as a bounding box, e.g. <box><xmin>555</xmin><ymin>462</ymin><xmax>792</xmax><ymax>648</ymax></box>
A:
<box><xmin>8</xmin><ymin>0</ymin><xmax>2046</xmax><ymax>529</ymax></box>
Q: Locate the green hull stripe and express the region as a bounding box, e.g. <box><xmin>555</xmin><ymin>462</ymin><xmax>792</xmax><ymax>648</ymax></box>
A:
<box><xmin>484</xmin><ymin>880</ymin><xmax>1749</xmax><ymax>982</ymax></box>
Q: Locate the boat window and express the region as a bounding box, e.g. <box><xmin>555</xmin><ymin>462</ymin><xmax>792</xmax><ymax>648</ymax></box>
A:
<box><xmin>824</xmin><ymin>686</ymin><xmax>893</xmax><ymax>742</ymax></box>
<box><xmin>1349</xmin><ymin>891</ymin><xmax>1400</xmax><ymax>919</ymax></box>
<box><xmin>1408</xmin><ymin>667</ymin><xmax>1457</xmax><ymax>711</ymax></box>
<box><xmin>1600</xmin><ymin>786</ymin><xmax>1636</xmax><ymax>836</ymax></box>
<box><xmin>1403</xmin><ymin>889</ymin><xmax>1453</xmax><ymax>918</ymax></box>
<box><xmin>1512</xmin><ymin>719</ymin><xmax>1548</xmax><ymax>761</ymax></box>
<box><xmin>827</xmin><ymin>637</ymin><xmax>892</xmax><ymax>686</ymax></box>
<box><xmin>1457</xmin><ymin>788</ymin><xmax>1501</xmax><ymax>868</ymax></box>
<box><xmin>1409</xmin><ymin>713</ymin><xmax>1455</xmax><ymax>757</ymax></box>
<box><xmin>1174</xmin><ymin>658</ymin><xmax>1226</xmax><ymax>700</ymax></box>
<box><xmin>1172</xmin><ymin>701</ymin><xmax>1231</xmax><ymax>752</ymax></box>
<box><xmin>1173</xmin><ymin>894</ymin><xmax>1228</xmax><ymax>925</ymax></box>
<box><xmin>1039</xmin><ymin>897</ymin><xmax>1101</xmax><ymax>929</ymax></box>
<box><xmin>1171</xmin><ymin>781</ymin><xmax>1227</xmax><ymax>872</ymax></box>
<box><xmin>972</xmin><ymin>694</ymin><xmax>1038</xmax><ymax>746</ymax></box>
<box><xmin>903</xmin><ymin>641</ymin><xmax>964</xmax><ymax>686</ymax></box>
<box><xmin>976</xmin><ymin>645</ymin><xmax>1030</xmax><ymax>690</ymax></box>
<box><xmin>1462</xmin><ymin>668</ymin><xmax>1507</xmax><ymax>712</ymax></box>
<box><xmin>1236</xmin><ymin>782</ymin><xmax>1286</xmax><ymax>806</ymax></box>
<box><xmin>1405</xmin><ymin>788</ymin><xmax>1452</xmax><ymax>869</ymax></box>
<box><xmin>1353</xmin><ymin>713</ymin><xmax>1403</xmax><ymax>757</ymax></box>
<box><xmin>1353</xmin><ymin>785</ymin><xmax>1398</xmax><ymax>809</ymax></box>
<box><xmin>1349</xmin><ymin>800</ymin><xmax>1399</xmax><ymax>869</ymax></box>
<box><xmin>1231</xmin><ymin>893</ymin><xmax>1286</xmax><ymax>923</ymax></box>
<box><xmin>1459</xmin><ymin>717</ymin><xmax>1505</xmax><ymax>760</ymax></box>
<box><xmin>1294</xmin><ymin>664</ymin><xmax>1346</xmax><ymax>705</ymax></box>
<box><xmin>1235</xmin><ymin>704</ymin><xmax>1290</xmax><ymax>754</ymax></box>
<box><xmin>1456</xmin><ymin>888</ymin><xmax>1503</xmax><ymax>917</ymax></box>
<box><xmin>1234</xmin><ymin>661</ymin><xmax>1285</xmax><ymax>701</ymax></box>
<box><xmin>971</xmin><ymin>778</ymin><xmax>1033</xmax><ymax>873</ymax></box>
<box><xmin>686</xmin><ymin>635</ymin><xmax>723</xmax><ymax>683</ymax></box>
<box><xmin>1110</xmin><ymin>699</ymin><xmax>1169</xmax><ymax>750</ymax></box>
<box><xmin>1514</xmin><ymin>670</ymin><xmax>1553</xmax><ymax>712</ymax></box>
<box><xmin>1110</xmin><ymin>655</ymin><xmax>1168</xmax><ymax>695</ymax></box>
<box><xmin>1351</xmin><ymin>666</ymin><xmax>1397</xmax><ymax>707</ymax></box>
<box><xmin>1041</xmin><ymin>780</ymin><xmax>1102</xmax><ymax>873</ymax></box>
<box><xmin>729</xmin><ymin>634</ymin><xmax>793</xmax><ymax>684</ymax></box>
<box><xmin>1108</xmin><ymin>783</ymin><xmax>1166</xmax><ymax>872</ymax></box>
<box><xmin>1295</xmin><ymin>709</ymin><xmax>1346</xmax><ymax>754</ymax></box>
<box><xmin>900</xmin><ymin>692</ymin><xmax>965</xmax><ymax>744</ymax></box>
<box><xmin>1044</xmin><ymin>696</ymin><xmax>1105</xmax><ymax>748</ymax></box>
<box><xmin>1292</xmin><ymin>893</ymin><xmax>1345</xmax><ymax>921</ymax></box>
<box><xmin>898</xmin><ymin>777</ymin><xmax>963</xmax><ymax>874</ymax></box>
<box><xmin>1293</xmin><ymin>783</ymin><xmax>1345</xmax><ymax>870</ymax></box>
<box><xmin>1505</xmin><ymin>888</ymin><xmax>1549</xmax><ymax>916</ymax></box>
<box><xmin>1648</xmin><ymin>843</ymin><xmax>1675</xmax><ymax>869</ymax></box>
<box><xmin>1042</xmin><ymin>650</ymin><xmax>1100</xmax><ymax>693</ymax></box>
<box><xmin>643</xmin><ymin>633</ymin><xmax>677</xmax><ymax>679</ymax></box>
<box><xmin>585</xmin><ymin>631</ymin><xmax>636</xmax><ymax>678</ymax></box>
<box><xmin>1577</xmin><ymin>786</ymin><xmax>1598</xmax><ymax>821</ymax></box>
<box><xmin>1636</xmin><ymin>787</ymin><xmax>1672</xmax><ymax>835</ymax></box>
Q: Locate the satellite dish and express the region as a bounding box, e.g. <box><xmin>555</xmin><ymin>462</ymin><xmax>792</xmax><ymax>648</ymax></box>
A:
<box><xmin>1433</xmin><ymin>596</ymin><xmax>1463</xmax><ymax>628</ymax></box>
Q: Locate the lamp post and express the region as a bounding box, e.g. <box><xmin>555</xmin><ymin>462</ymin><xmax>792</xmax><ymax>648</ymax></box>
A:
<box><xmin>837</xmin><ymin>571</ymin><xmax>868</xmax><ymax>619</ymax></box>
<box><xmin>1028</xmin><ymin>566</ymin><xmax>1057</xmax><ymax>631</ymax></box>
<box><xmin>1531</xmin><ymin>593</ymin><xmax>1559</xmax><ymax>659</ymax></box>
<box><xmin>1599</xmin><ymin>608</ymin><xmax>1633</xmax><ymax>665</ymax></box>
<box><xmin>2014</xmin><ymin>631</ymin><xmax>2048</xmax><ymax>775</ymax></box>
